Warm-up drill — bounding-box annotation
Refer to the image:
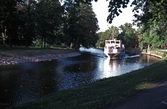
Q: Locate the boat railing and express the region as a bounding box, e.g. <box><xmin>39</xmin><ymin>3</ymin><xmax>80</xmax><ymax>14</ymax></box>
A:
<box><xmin>105</xmin><ymin>46</ymin><xmax>119</xmax><ymax>53</ymax></box>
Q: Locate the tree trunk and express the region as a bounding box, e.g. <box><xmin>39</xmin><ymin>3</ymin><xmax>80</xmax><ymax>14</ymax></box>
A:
<box><xmin>147</xmin><ymin>43</ymin><xmax>150</xmax><ymax>54</ymax></box>
<box><xmin>70</xmin><ymin>42</ymin><xmax>73</xmax><ymax>49</ymax></box>
<box><xmin>42</xmin><ymin>37</ymin><xmax>46</xmax><ymax>48</ymax></box>
<box><xmin>25</xmin><ymin>35</ymin><xmax>28</xmax><ymax>48</ymax></box>
<box><xmin>1</xmin><ymin>28</ymin><xmax>7</xmax><ymax>47</ymax></box>
<box><xmin>41</xmin><ymin>38</ymin><xmax>43</xmax><ymax>48</ymax></box>
<box><xmin>2</xmin><ymin>32</ymin><xmax>5</xmax><ymax>47</ymax></box>
<box><xmin>9</xmin><ymin>36</ymin><xmax>12</xmax><ymax>48</ymax></box>
<box><xmin>75</xmin><ymin>36</ymin><xmax>80</xmax><ymax>50</ymax></box>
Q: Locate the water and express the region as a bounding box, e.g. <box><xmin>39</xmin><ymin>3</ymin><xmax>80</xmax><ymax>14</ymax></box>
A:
<box><xmin>0</xmin><ymin>48</ymin><xmax>160</xmax><ymax>107</ymax></box>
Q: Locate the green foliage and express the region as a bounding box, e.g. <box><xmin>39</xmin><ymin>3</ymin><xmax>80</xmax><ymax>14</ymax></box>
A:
<box><xmin>63</xmin><ymin>1</ymin><xmax>99</xmax><ymax>49</ymax></box>
<box><xmin>35</xmin><ymin>0</ymin><xmax>63</xmax><ymax>48</ymax></box>
<box><xmin>0</xmin><ymin>0</ymin><xmax>100</xmax><ymax>49</ymax></box>
<box><xmin>0</xmin><ymin>0</ymin><xmax>38</xmax><ymax>47</ymax></box>
<box><xmin>96</xmin><ymin>26</ymin><xmax>119</xmax><ymax>47</ymax></box>
<box><xmin>0</xmin><ymin>0</ymin><xmax>18</xmax><ymax>48</ymax></box>
<box><xmin>139</xmin><ymin>19</ymin><xmax>167</xmax><ymax>50</ymax></box>
<box><xmin>63</xmin><ymin>0</ymin><xmax>130</xmax><ymax>23</ymax></box>
<box><xmin>96</xmin><ymin>23</ymin><xmax>138</xmax><ymax>48</ymax></box>
<box><xmin>21</xmin><ymin>0</ymin><xmax>37</xmax><ymax>47</ymax></box>
<box><xmin>118</xmin><ymin>23</ymin><xmax>137</xmax><ymax>48</ymax></box>
<box><xmin>131</xmin><ymin>0</ymin><xmax>167</xmax><ymax>50</ymax></box>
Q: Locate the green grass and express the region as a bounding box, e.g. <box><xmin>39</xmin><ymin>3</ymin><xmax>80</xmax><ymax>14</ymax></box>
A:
<box><xmin>7</xmin><ymin>57</ymin><xmax>167</xmax><ymax>109</ymax></box>
<box><xmin>0</xmin><ymin>45</ymin><xmax>70</xmax><ymax>51</ymax></box>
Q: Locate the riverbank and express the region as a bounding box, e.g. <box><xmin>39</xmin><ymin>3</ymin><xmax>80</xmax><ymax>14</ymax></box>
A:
<box><xmin>0</xmin><ymin>48</ymin><xmax>81</xmax><ymax>66</ymax></box>
<box><xmin>141</xmin><ymin>50</ymin><xmax>165</xmax><ymax>59</ymax></box>
<box><xmin>126</xmin><ymin>48</ymin><xmax>167</xmax><ymax>59</ymax></box>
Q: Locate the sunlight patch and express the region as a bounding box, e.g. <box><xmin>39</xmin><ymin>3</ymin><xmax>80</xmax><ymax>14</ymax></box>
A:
<box><xmin>136</xmin><ymin>83</ymin><xmax>155</xmax><ymax>90</ymax></box>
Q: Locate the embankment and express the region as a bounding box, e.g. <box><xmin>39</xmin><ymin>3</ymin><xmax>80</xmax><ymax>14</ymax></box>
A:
<box><xmin>0</xmin><ymin>51</ymin><xmax>81</xmax><ymax>66</ymax></box>
<box><xmin>141</xmin><ymin>50</ymin><xmax>165</xmax><ymax>59</ymax></box>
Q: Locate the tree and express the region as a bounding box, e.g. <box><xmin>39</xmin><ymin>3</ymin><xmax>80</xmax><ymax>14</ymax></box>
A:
<box><xmin>135</xmin><ymin>0</ymin><xmax>167</xmax><ymax>51</ymax></box>
<box><xmin>118</xmin><ymin>23</ymin><xmax>137</xmax><ymax>48</ymax></box>
<box><xmin>96</xmin><ymin>26</ymin><xmax>119</xmax><ymax>48</ymax></box>
<box><xmin>11</xmin><ymin>0</ymin><xmax>38</xmax><ymax>47</ymax></box>
<box><xmin>35</xmin><ymin>0</ymin><xmax>63</xmax><ymax>48</ymax></box>
<box><xmin>66</xmin><ymin>0</ymin><xmax>167</xmax><ymax>30</ymax></box>
<box><xmin>77</xmin><ymin>3</ymin><xmax>99</xmax><ymax>49</ymax></box>
<box><xmin>22</xmin><ymin>0</ymin><xmax>37</xmax><ymax>47</ymax></box>
<box><xmin>0</xmin><ymin>0</ymin><xmax>36</xmax><ymax>47</ymax></box>
<box><xmin>0</xmin><ymin>0</ymin><xmax>19</xmax><ymax>48</ymax></box>
<box><xmin>63</xmin><ymin>1</ymin><xmax>99</xmax><ymax>49</ymax></box>
<box><xmin>62</xmin><ymin>0</ymin><xmax>130</xmax><ymax>23</ymax></box>
<box><xmin>139</xmin><ymin>22</ymin><xmax>167</xmax><ymax>51</ymax></box>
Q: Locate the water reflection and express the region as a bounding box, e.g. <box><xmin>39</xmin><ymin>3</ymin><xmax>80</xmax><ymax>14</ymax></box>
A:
<box><xmin>0</xmin><ymin>54</ymin><xmax>160</xmax><ymax>108</ymax></box>
<box><xmin>100</xmin><ymin>55</ymin><xmax>159</xmax><ymax>79</ymax></box>
<box><xmin>103</xmin><ymin>58</ymin><xmax>121</xmax><ymax>77</ymax></box>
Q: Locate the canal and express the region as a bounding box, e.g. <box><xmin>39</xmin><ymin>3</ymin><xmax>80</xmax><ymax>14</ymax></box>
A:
<box><xmin>0</xmin><ymin>49</ymin><xmax>160</xmax><ymax>107</ymax></box>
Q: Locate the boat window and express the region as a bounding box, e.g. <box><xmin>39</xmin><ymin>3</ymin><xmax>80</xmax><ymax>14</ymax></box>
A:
<box><xmin>116</xmin><ymin>41</ymin><xmax>120</xmax><ymax>44</ymax></box>
<box><xmin>106</xmin><ymin>41</ymin><xmax>110</xmax><ymax>43</ymax></box>
<box><xmin>111</xmin><ymin>41</ymin><xmax>115</xmax><ymax>43</ymax></box>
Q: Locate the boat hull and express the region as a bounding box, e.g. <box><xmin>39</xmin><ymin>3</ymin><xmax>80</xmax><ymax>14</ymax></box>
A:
<box><xmin>104</xmin><ymin>49</ymin><xmax>125</xmax><ymax>59</ymax></box>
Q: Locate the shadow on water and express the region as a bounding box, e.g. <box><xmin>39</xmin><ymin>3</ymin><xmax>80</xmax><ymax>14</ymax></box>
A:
<box><xmin>63</xmin><ymin>61</ymin><xmax>96</xmax><ymax>73</ymax></box>
<box><xmin>0</xmin><ymin>47</ymin><xmax>160</xmax><ymax>108</ymax></box>
<box><xmin>0</xmin><ymin>61</ymin><xmax>60</xmax><ymax>108</ymax></box>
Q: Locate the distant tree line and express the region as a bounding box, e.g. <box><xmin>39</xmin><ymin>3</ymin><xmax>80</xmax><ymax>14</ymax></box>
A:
<box><xmin>0</xmin><ymin>0</ymin><xmax>99</xmax><ymax>49</ymax></box>
<box><xmin>96</xmin><ymin>23</ymin><xmax>139</xmax><ymax>49</ymax></box>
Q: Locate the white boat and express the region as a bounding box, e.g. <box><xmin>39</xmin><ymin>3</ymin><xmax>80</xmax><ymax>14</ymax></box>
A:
<box><xmin>104</xmin><ymin>39</ymin><xmax>125</xmax><ymax>59</ymax></box>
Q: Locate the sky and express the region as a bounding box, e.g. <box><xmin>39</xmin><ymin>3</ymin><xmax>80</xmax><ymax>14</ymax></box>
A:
<box><xmin>92</xmin><ymin>1</ymin><xmax>135</xmax><ymax>32</ymax></box>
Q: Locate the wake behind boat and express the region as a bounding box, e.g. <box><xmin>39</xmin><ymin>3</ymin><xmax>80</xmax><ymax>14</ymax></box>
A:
<box><xmin>104</xmin><ymin>39</ymin><xmax>125</xmax><ymax>59</ymax></box>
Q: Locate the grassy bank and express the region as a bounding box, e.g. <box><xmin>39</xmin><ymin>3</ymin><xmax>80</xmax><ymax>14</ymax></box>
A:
<box><xmin>7</xmin><ymin>56</ymin><xmax>167</xmax><ymax>109</ymax></box>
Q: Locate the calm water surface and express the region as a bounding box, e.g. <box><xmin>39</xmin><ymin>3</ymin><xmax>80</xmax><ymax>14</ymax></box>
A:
<box><xmin>0</xmin><ymin>51</ymin><xmax>159</xmax><ymax>107</ymax></box>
